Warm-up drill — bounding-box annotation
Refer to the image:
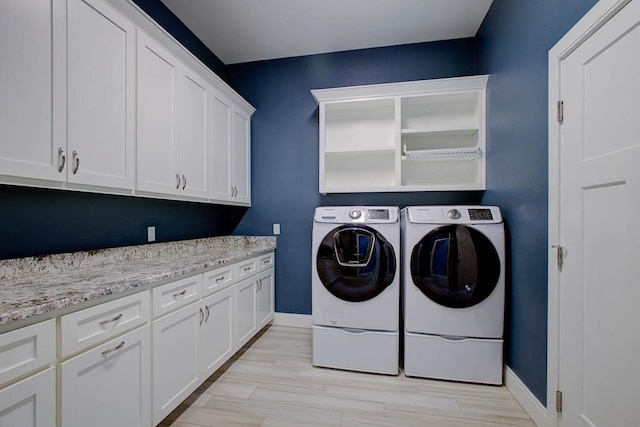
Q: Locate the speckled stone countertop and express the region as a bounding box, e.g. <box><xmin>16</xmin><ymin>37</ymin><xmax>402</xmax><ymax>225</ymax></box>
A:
<box><xmin>0</xmin><ymin>236</ymin><xmax>276</xmax><ymax>327</ymax></box>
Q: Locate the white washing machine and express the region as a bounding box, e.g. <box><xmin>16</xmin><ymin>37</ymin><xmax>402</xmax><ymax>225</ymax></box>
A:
<box><xmin>312</xmin><ymin>206</ymin><xmax>400</xmax><ymax>375</ymax></box>
<box><xmin>401</xmin><ymin>206</ymin><xmax>505</xmax><ymax>384</ymax></box>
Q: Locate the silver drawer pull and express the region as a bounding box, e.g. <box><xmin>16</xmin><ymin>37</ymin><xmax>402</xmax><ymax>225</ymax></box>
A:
<box><xmin>101</xmin><ymin>341</ymin><xmax>125</xmax><ymax>357</ymax></box>
<box><xmin>72</xmin><ymin>150</ymin><xmax>80</xmax><ymax>174</ymax></box>
<box><xmin>57</xmin><ymin>147</ymin><xmax>66</xmax><ymax>172</ymax></box>
<box><xmin>263</xmin><ymin>260</ymin><xmax>270</xmax><ymax>265</ymax></box>
<box><xmin>243</xmin><ymin>266</ymin><xmax>251</xmax><ymax>272</ymax></box>
<box><xmin>99</xmin><ymin>313</ymin><xmax>123</xmax><ymax>326</ymax></box>
<box><xmin>215</xmin><ymin>277</ymin><xmax>224</xmax><ymax>283</ymax></box>
<box><xmin>173</xmin><ymin>289</ymin><xmax>187</xmax><ymax>298</ymax></box>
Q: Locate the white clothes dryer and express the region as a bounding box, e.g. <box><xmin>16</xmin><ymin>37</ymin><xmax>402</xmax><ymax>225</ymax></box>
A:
<box><xmin>312</xmin><ymin>206</ymin><xmax>400</xmax><ymax>375</ymax></box>
<box><xmin>401</xmin><ymin>206</ymin><xmax>505</xmax><ymax>384</ymax></box>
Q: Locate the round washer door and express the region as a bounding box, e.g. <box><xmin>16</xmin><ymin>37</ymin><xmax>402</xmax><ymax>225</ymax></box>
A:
<box><xmin>410</xmin><ymin>225</ymin><xmax>500</xmax><ymax>308</ymax></box>
<box><xmin>316</xmin><ymin>225</ymin><xmax>396</xmax><ymax>302</ymax></box>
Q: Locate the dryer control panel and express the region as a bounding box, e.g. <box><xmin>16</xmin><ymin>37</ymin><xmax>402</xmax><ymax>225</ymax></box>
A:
<box><xmin>405</xmin><ymin>206</ymin><xmax>502</xmax><ymax>224</ymax></box>
<box><xmin>315</xmin><ymin>206</ymin><xmax>399</xmax><ymax>223</ymax></box>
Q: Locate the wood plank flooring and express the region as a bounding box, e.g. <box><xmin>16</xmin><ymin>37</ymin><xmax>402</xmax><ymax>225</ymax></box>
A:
<box><xmin>158</xmin><ymin>325</ymin><xmax>536</xmax><ymax>427</ymax></box>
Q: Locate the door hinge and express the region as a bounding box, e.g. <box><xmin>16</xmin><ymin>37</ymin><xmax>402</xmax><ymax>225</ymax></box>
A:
<box><xmin>557</xmin><ymin>100</ymin><xmax>564</xmax><ymax>123</ymax></box>
<box><xmin>552</xmin><ymin>245</ymin><xmax>563</xmax><ymax>270</ymax></box>
<box><xmin>556</xmin><ymin>390</ymin><xmax>563</xmax><ymax>412</ymax></box>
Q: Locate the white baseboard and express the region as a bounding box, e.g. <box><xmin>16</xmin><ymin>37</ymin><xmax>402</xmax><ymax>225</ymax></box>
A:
<box><xmin>272</xmin><ymin>312</ymin><xmax>312</xmax><ymax>328</ymax></box>
<box><xmin>504</xmin><ymin>366</ymin><xmax>548</xmax><ymax>427</ymax></box>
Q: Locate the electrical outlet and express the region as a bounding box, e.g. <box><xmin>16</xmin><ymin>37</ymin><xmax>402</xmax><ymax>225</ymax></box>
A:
<box><xmin>147</xmin><ymin>226</ymin><xmax>156</xmax><ymax>242</ymax></box>
<box><xmin>273</xmin><ymin>224</ymin><xmax>280</xmax><ymax>235</ymax></box>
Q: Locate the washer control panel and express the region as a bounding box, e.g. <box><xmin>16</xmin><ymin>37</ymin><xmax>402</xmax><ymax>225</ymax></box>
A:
<box><xmin>315</xmin><ymin>206</ymin><xmax>399</xmax><ymax>223</ymax></box>
<box><xmin>405</xmin><ymin>206</ymin><xmax>502</xmax><ymax>224</ymax></box>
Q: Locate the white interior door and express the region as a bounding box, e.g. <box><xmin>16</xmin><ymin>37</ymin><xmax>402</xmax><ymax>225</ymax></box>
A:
<box><xmin>557</xmin><ymin>1</ymin><xmax>640</xmax><ymax>425</ymax></box>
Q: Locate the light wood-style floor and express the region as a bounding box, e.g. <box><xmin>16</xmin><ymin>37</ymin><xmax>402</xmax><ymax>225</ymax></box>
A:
<box><xmin>159</xmin><ymin>325</ymin><xmax>536</xmax><ymax>427</ymax></box>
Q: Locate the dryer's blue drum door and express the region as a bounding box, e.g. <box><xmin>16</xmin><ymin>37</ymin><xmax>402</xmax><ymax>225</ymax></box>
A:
<box><xmin>410</xmin><ymin>225</ymin><xmax>500</xmax><ymax>308</ymax></box>
<box><xmin>317</xmin><ymin>225</ymin><xmax>396</xmax><ymax>302</ymax></box>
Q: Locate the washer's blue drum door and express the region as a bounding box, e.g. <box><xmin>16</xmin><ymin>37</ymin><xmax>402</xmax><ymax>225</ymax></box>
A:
<box><xmin>316</xmin><ymin>225</ymin><xmax>396</xmax><ymax>302</ymax></box>
<box><xmin>410</xmin><ymin>225</ymin><xmax>500</xmax><ymax>308</ymax></box>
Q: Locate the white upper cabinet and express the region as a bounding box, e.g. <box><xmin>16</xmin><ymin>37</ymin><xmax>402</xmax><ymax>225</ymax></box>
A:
<box><xmin>231</xmin><ymin>108</ymin><xmax>251</xmax><ymax>205</ymax></box>
<box><xmin>136</xmin><ymin>31</ymin><xmax>180</xmax><ymax>195</ymax></box>
<box><xmin>211</xmin><ymin>90</ymin><xmax>252</xmax><ymax>206</ymax></box>
<box><xmin>67</xmin><ymin>0</ymin><xmax>136</xmax><ymax>190</ymax></box>
<box><xmin>178</xmin><ymin>66</ymin><xmax>211</xmax><ymax>199</ymax></box>
<box><xmin>0</xmin><ymin>0</ymin><xmax>253</xmax><ymax>204</ymax></box>
<box><xmin>312</xmin><ymin>75</ymin><xmax>488</xmax><ymax>193</ymax></box>
<box><xmin>0</xmin><ymin>0</ymin><xmax>65</xmax><ymax>182</ymax></box>
<box><xmin>137</xmin><ymin>33</ymin><xmax>211</xmax><ymax>200</ymax></box>
<box><xmin>211</xmin><ymin>91</ymin><xmax>233</xmax><ymax>202</ymax></box>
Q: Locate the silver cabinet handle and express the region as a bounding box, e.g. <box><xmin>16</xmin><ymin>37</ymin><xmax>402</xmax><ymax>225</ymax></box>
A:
<box><xmin>101</xmin><ymin>341</ymin><xmax>125</xmax><ymax>357</ymax></box>
<box><xmin>176</xmin><ymin>173</ymin><xmax>181</xmax><ymax>189</ymax></box>
<box><xmin>204</xmin><ymin>305</ymin><xmax>210</xmax><ymax>323</ymax></box>
<box><xmin>182</xmin><ymin>174</ymin><xmax>187</xmax><ymax>190</ymax></box>
<box><xmin>72</xmin><ymin>151</ymin><xmax>80</xmax><ymax>174</ymax></box>
<box><xmin>243</xmin><ymin>266</ymin><xmax>251</xmax><ymax>272</ymax></box>
<box><xmin>57</xmin><ymin>147</ymin><xmax>66</xmax><ymax>172</ymax></box>
<box><xmin>99</xmin><ymin>313</ymin><xmax>123</xmax><ymax>326</ymax></box>
<box><xmin>215</xmin><ymin>276</ymin><xmax>224</xmax><ymax>283</ymax></box>
<box><xmin>234</xmin><ymin>186</ymin><xmax>238</xmax><ymax>197</ymax></box>
<box><xmin>230</xmin><ymin>185</ymin><xmax>234</xmax><ymax>197</ymax></box>
<box><xmin>173</xmin><ymin>289</ymin><xmax>187</xmax><ymax>299</ymax></box>
<box><xmin>199</xmin><ymin>307</ymin><xmax>204</xmax><ymax>325</ymax></box>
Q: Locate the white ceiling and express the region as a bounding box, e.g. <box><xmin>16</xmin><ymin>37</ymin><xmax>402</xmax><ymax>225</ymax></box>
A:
<box><xmin>160</xmin><ymin>0</ymin><xmax>494</xmax><ymax>65</ymax></box>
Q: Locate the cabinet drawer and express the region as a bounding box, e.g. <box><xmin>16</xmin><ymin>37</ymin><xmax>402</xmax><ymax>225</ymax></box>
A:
<box><xmin>202</xmin><ymin>264</ymin><xmax>234</xmax><ymax>297</ymax></box>
<box><xmin>60</xmin><ymin>292</ymin><xmax>150</xmax><ymax>358</ymax></box>
<box><xmin>258</xmin><ymin>252</ymin><xmax>274</xmax><ymax>271</ymax></box>
<box><xmin>235</xmin><ymin>257</ymin><xmax>258</xmax><ymax>281</ymax></box>
<box><xmin>152</xmin><ymin>274</ymin><xmax>202</xmax><ymax>318</ymax></box>
<box><xmin>0</xmin><ymin>319</ymin><xmax>55</xmax><ymax>386</ymax></box>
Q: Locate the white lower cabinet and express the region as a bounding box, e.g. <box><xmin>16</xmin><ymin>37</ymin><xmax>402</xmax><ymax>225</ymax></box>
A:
<box><xmin>152</xmin><ymin>301</ymin><xmax>200</xmax><ymax>425</ymax></box>
<box><xmin>257</xmin><ymin>268</ymin><xmax>275</xmax><ymax>329</ymax></box>
<box><xmin>60</xmin><ymin>324</ymin><xmax>151</xmax><ymax>427</ymax></box>
<box><xmin>199</xmin><ymin>286</ymin><xmax>235</xmax><ymax>379</ymax></box>
<box><xmin>235</xmin><ymin>276</ymin><xmax>258</xmax><ymax>349</ymax></box>
<box><xmin>0</xmin><ymin>367</ymin><xmax>55</xmax><ymax>427</ymax></box>
<box><xmin>0</xmin><ymin>251</ymin><xmax>274</xmax><ymax>427</ymax></box>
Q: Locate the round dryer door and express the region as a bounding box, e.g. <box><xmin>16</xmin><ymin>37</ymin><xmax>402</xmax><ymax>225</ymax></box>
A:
<box><xmin>316</xmin><ymin>225</ymin><xmax>396</xmax><ymax>302</ymax></box>
<box><xmin>410</xmin><ymin>225</ymin><xmax>500</xmax><ymax>308</ymax></box>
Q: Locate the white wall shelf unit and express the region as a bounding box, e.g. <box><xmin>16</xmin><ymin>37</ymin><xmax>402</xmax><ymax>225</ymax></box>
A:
<box><xmin>312</xmin><ymin>75</ymin><xmax>488</xmax><ymax>193</ymax></box>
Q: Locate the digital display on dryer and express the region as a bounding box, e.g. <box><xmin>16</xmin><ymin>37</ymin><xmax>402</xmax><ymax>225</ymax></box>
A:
<box><xmin>367</xmin><ymin>209</ymin><xmax>390</xmax><ymax>220</ymax></box>
<box><xmin>468</xmin><ymin>209</ymin><xmax>493</xmax><ymax>221</ymax></box>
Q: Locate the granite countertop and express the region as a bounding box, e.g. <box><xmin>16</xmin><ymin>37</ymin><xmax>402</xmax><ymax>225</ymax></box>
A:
<box><xmin>0</xmin><ymin>236</ymin><xmax>276</xmax><ymax>327</ymax></box>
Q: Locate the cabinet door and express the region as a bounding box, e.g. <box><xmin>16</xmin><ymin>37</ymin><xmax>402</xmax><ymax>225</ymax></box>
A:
<box><xmin>231</xmin><ymin>108</ymin><xmax>251</xmax><ymax>205</ymax></box>
<box><xmin>211</xmin><ymin>91</ymin><xmax>233</xmax><ymax>202</ymax></box>
<box><xmin>0</xmin><ymin>0</ymin><xmax>65</xmax><ymax>182</ymax></box>
<box><xmin>235</xmin><ymin>276</ymin><xmax>257</xmax><ymax>349</ymax></box>
<box><xmin>0</xmin><ymin>368</ymin><xmax>55</xmax><ymax>427</ymax></box>
<box><xmin>67</xmin><ymin>0</ymin><xmax>135</xmax><ymax>189</ymax></box>
<box><xmin>179</xmin><ymin>65</ymin><xmax>211</xmax><ymax>199</ymax></box>
<box><xmin>152</xmin><ymin>302</ymin><xmax>200</xmax><ymax>425</ymax></box>
<box><xmin>60</xmin><ymin>325</ymin><xmax>151</xmax><ymax>427</ymax></box>
<box><xmin>136</xmin><ymin>31</ymin><xmax>180</xmax><ymax>195</ymax></box>
<box><xmin>257</xmin><ymin>268</ymin><xmax>275</xmax><ymax>328</ymax></box>
<box><xmin>199</xmin><ymin>287</ymin><xmax>235</xmax><ymax>379</ymax></box>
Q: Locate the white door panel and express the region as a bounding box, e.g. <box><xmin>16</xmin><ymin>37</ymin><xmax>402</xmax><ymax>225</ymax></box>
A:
<box><xmin>558</xmin><ymin>1</ymin><xmax>640</xmax><ymax>426</ymax></box>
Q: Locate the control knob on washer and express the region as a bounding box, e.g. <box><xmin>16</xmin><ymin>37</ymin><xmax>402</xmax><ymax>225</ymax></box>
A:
<box><xmin>349</xmin><ymin>209</ymin><xmax>362</xmax><ymax>220</ymax></box>
<box><xmin>447</xmin><ymin>208</ymin><xmax>462</xmax><ymax>220</ymax></box>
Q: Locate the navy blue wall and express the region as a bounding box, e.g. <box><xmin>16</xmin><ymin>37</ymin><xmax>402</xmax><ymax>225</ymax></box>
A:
<box><xmin>227</xmin><ymin>40</ymin><xmax>480</xmax><ymax>315</ymax></box>
<box><xmin>476</xmin><ymin>0</ymin><xmax>598</xmax><ymax>404</ymax></box>
<box><xmin>0</xmin><ymin>185</ymin><xmax>246</xmax><ymax>259</ymax></box>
